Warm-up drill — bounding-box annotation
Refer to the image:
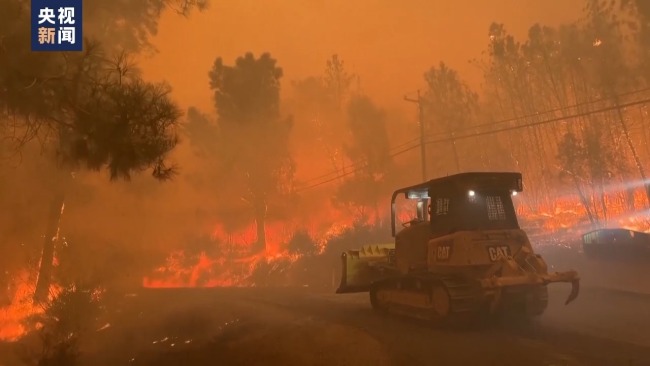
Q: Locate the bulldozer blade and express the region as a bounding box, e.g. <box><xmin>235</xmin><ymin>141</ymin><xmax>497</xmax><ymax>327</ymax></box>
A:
<box><xmin>565</xmin><ymin>279</ymin><xmax>580</xmax><ymax>305</ymax></box>
<box><xmin>335</xmin><ymin>244</ymin><xmax>396</xmax><ymax>294</ymax></box>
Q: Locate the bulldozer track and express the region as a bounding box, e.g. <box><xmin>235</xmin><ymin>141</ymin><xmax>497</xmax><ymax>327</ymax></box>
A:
<box><xmin>369</xmin><ymin>274</ymin><xmax>551</xmax><ymax>325</ymax></box>
<box><xmin>369</xmin><ymin>274</ymin><xmax>483</xmax><ymax>325</ymax></box>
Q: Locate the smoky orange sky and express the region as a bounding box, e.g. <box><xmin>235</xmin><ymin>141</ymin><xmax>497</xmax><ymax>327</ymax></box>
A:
<box><xmin>139</xmin><ymin>1</ymin><xmax>583</xmax><ymax>115</ymax></box>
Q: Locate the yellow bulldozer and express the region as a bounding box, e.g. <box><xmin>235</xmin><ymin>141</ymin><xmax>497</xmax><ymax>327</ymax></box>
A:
<box><xmin>336</xmin><ymin>172</ymin><xmax>580</xmax><ymax>324</ymax></box>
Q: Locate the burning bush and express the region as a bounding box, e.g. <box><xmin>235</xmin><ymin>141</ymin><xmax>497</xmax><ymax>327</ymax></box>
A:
<box><xmin>14</xmin><ymin>284</ymin><xmax>105</xmax><ymax>366</ymax></box>
<box><xmin>286</xmin><ymin>230</ymin><xmax>320</xmax><ymax>257</ymax></box>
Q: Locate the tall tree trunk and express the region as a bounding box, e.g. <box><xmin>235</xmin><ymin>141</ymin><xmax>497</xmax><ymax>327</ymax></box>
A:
<box><xmin>33</xmin><ymin>191</ymin><xmax>65</xmax><ymax>304</ymax></box>
<box><xmin>640</xmin><ymin>106</ymin><xmax>650</xmax><ymax>158</ymax></box>
<box><xmin>573</xmin><ymin>177</ymin><xmax>598</xmax><ymax>227</ymax></box>
<box><xmin>613</xmin><ymin>98</ymin><xmax>650</xmax><ymax>207</ymax></box>
<box><xmin>254</xmin><ymin>199</ymin><xmax>267</xmax><ymax>253</ymax></box>
<box><xmin>599</xmin><ymin>179</ymin><xmax>608</xmax><ymax>223</ymax></box>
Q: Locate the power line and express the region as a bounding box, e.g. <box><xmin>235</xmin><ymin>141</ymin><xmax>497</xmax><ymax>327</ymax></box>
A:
<box><xmin>294</xmin><ymin>96</ymin><xmax>650</xmax><ymax>193</ymax></box>
<box><xmin>295</xmin><ymin>142</ymin><xmax>422</xmax><ymax>192</ymax></box>
<box><xmin>300</xmin><ymin>134</ymin><xmax>420</xmax><ymax>184</ymax></box>
<box><xmin>300</xmin><ymin>87</ymin><xmax>650</xmax><ymax>185</ymax></box>
<box><xmin>458</xmin><ymin>86</ymin><xmax>650</xmax><ymax>132</ymax></box>
<box><xmin>428</xmin><ymin>96</ymin><xmax>650</xmax><ymax>143</ymax></box>
<box><xmin>404</xmin><ymin>90</ymin><xmax>427</xmax><ymax>181</ymax></box>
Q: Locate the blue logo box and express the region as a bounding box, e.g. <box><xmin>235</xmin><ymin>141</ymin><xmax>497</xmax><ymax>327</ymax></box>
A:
<box><xmin>31</xmin><ymin>0</ymin><xmax>83</xmax><ymax>51</ymax></box>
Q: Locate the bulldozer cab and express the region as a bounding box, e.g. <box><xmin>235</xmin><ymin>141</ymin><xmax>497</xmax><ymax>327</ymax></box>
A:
<box><xmin>391</xmin><ymin>172</ymin><xmax>524</xmax><ymax>238</ymax></box>
<box><xmin>390</xmin><ymin>172</ymin><xmax>524</xmax><ymax>274</ymax></box>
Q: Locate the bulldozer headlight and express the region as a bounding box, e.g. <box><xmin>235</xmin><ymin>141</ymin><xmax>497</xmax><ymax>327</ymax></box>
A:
<box><xmin>468</xmin><ymin>190</ymin><xmax>475</xmax><ymax>197</ymax></box>
<box><xmin>512</xmin><ymin>191</ymin><xmax>518</xmax><ymax>196</ymax></box>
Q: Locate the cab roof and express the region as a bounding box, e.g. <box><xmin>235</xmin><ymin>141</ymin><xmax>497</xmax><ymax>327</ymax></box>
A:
<box><xmin>392</xmin><ymin>172</ymin><xmax>523</xmax><ymax>201</ymax></box>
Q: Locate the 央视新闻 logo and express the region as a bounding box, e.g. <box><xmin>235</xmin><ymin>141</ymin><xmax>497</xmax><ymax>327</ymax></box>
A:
<box><xmin>31</xmin><ymin>0</ymin><xmax>83</xmax><ymax>51</ymax></box>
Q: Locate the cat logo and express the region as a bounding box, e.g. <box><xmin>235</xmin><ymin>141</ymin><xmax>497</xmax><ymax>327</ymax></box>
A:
<box><xmin>487</xmin><ymin>245</ymin><xmax>511</xmax><ymax>262</ymax></box>
<box><xmin>436</xmin><ymin>245</ymin><xmax>452</xmax><ymax>261</ymax></box>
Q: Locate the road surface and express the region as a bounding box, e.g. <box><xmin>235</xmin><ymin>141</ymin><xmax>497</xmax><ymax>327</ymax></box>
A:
<box><xmin>41</xmin><ymin>284</ymin><xmax>648</xmax><ymax>366</ymax></box>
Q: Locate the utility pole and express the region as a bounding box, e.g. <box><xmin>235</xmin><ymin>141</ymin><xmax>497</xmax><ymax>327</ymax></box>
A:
<box><xmin>404</xmin><ymin>90</ymin><xmax>427</xmax><ymax>182</ymax></box>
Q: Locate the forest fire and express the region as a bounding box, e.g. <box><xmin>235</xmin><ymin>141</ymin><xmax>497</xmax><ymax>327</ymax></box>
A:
<box><xmin>4</xmin><ymin>187</ymin><xmax>644</xmax><ymax>343</ymax></box>
<box><xmin>140</xmin><ymin>210</ymin><xmax>373</xmax><ymax>289</ymax></box>
<box><xmin>0</xmin><ymin>270</ymin><xmax>61</xmax><ymax>342</ymax></box>
<box><xmin>0</xmin><ymin>272</ymin><xmax>35</xmax><ymax>342</ymax></box>
<box><xmin>4</xmin><ymin>0</ymin><xmax>650</xmax><ymax>364</ymax></box>
<box><xmin>137</xmin><ymin>186</ymin><xmax>649</xmax><ymax>291</ymax></box>
<box><xmin>141</xmin><ymin>251</ymin><xmax>253</xmax><ymax>288</ymax></box>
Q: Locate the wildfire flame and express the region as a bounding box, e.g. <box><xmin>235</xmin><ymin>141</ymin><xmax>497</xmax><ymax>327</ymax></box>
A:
<box><xmin>3</xmin><ymin>186</ymin><xmax>647</xmax><ymax>343</ymax></box>
<box><xmin>0</xmin><ymin>270</ymin><xmax>62</xmax><ymax>342</ymax></box>
<box><xmin>141</xmin><ymin>187</ymin><xmax>649</xmax><ymax>290</ymax></box>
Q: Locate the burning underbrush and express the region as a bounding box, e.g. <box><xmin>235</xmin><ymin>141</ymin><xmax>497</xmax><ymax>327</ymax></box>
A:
<box><xmin>0</xmin><ymin>270</ymin><xmax>45</xmax><ymax>343</ymax></box>
<box><xmin>2</xmin><ymin>190</ymin><xmax>648</xmax><ymax>357</ymax></box>
<box><xmin>141</xmin><ymin>190</ymin><xmax>650</xmax><ymax>292</ymax></box>
<box><xmin>141</xmin><ymin>219</ymin><xmax>393</xmax><ymax>290</ymax></box>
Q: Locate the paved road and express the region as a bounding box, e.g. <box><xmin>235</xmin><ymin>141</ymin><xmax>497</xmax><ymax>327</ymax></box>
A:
<box><xmin>65</xmin><ymin>284</ymin><xmax>650</xmax><ymax>366</ymax></box>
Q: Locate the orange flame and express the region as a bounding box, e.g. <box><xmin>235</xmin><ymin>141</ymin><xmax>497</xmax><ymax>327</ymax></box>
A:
<box><xmin>0</xmin><ymin>271</ymin><xmax>37</xmax><ymax>342</ymax></box>
<box><xmin>140</xmin><ymin>186</ymin><xmax>648</xmax><ymax>289</ymax></box>
<box><xmin>0</xmin><ymin>270</ymin><xmax>62</xmax><ymax>342</ymax></box>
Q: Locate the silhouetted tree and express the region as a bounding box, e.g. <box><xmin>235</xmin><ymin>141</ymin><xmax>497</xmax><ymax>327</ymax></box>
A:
<box><xmin>291</xmin><ymin>55</ymin><xmax>357</xmax><ymax>178</ymax></box>
<box><xmin>184</xmin><ymin>106</ymin><xmax>218</xmax><ymax>156</ymax></box>
<box><xmin>208</xmin><ymin>52</ymin><xmax>295</xmax><ymax>253</ymax></box>
<box><xmin>287</xmin><ymin>230</ymin><xmax>319</xmax><ymax>257</ymax></box>
<box><xmin>581</xmin><ymin>0</ymin><xmax>649</xmax><ymax>206</ymax></box>
<box><xmin>0</xmin><ymin>0</ymin><xmax>204</xmax><ymax>303</ymax></box>
<box><xmin>84</xmin><ymin>0</ymin><xmax>208</xmax><ymax>52</ymax></box>
<box><xmin>324</xmin><ymin>54</ymin><xmax>356</xmax><ymax>112</ymax></box>
<box><xmin>290</xmin><ymin>76</ymin><xmax>344</xmax><ymax>176</ymax></box>
<box><xmin>334</xmin><ymin>95</ymin><xmax>391</xmax><ymax>223</ymax></box>
<box><xmin>423</xmin><ymin>62</ymin><xmax>479</xmax><ymax>173</ymax></box>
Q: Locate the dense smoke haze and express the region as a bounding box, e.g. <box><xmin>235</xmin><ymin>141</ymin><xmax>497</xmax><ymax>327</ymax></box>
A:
<box><xmin>139</xmin><ymin>0</ymin><xmax>583</xmax><ymax>113</ymax></box>
<box><xmin>2</xmin><ymin>1</ymin><xmax>650</xmax><ymax>365</ymax></box>
<box><xmin>2</xmin><ymin>0</ymin><xmax>649</xmax><ymax>298</ymax></box>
